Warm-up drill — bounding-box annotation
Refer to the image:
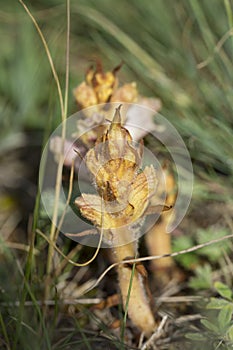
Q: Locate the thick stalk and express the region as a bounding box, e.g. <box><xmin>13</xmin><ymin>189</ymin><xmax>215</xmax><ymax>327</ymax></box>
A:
<box><xmin>112</xmin><ymin>228</ymin><xmax>157</xmax><ymax>336</ymax></box>
<box><xmin>146</xmin><ymin>166</ymin><xmax>176</xmax><ymax>274</ymax></box>
<box><xmin>146</xmin><ymin>213</ymin><xmax>174</xmax><ymax>270</ymax></box>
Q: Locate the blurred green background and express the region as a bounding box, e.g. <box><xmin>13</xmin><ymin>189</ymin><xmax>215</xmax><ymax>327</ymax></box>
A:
<box><xmin>1</xmin><ymin>0</ymin><xmax>233</xmax><ymax>177</ymax></box>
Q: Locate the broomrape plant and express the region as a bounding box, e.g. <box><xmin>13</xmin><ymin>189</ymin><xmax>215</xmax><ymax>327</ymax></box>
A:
<box><xmin>75</xmin><ymin>105</ymin><xmax>170</xmax><ymax>335</ymax></box>
<box><xmin>53</xmin><ymin>62</ymin><xmax>173</xmax><ymax>335</ymax></box>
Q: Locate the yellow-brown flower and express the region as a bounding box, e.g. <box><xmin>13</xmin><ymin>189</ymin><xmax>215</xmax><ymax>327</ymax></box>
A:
<box><xmin>73</xmin><ymin>62</ymin><xmax>124</xmax><ymax>109</ymax></box>
<box><xmin>74</xmin><ymin>105</ymin><xmax>169</xmax><ymax>335</ymax></box>
<box><xmin>75</xmin><ymin>106</ymin><xmax>158</xmax><ymax>244</ymax></box>
<box><xmin>73</xmin><ymin>61</ymin><xmax>161</xmax><ymax>151</ymax></box>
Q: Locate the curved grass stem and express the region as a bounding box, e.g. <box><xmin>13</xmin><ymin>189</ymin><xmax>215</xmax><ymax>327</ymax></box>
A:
<box><xmin>18</xmin><ymin>0</ymin><xmax>70</xmax><ymax>300</ymax></box>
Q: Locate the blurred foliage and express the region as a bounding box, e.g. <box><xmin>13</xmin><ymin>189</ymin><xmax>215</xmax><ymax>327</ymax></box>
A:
<box><xmin>1</xmin><ymin>0</ymin><xmax>233</xmax><ymax>185</ymax></box>
<box><xmin>186</xmin><ymin>282</ymin><xmax>233</xmax><ymax>349</ymax></box>
<box><xmin>188</xmin><ymin>263</ymin><xmax>213</xmax><ymax>290</ymax></box>
<box><xmin>173</xmin><ymin>227</ymin><xmax>231</xmax><ymax>269</ymax></box>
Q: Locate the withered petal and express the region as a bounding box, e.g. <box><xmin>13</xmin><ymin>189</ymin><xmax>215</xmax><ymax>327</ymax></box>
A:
<box><xmin>144</xmin><ymin>204</ymin><xmax>172</xmax><ymax>216</ymax></box>
<box><xmin>75</xmin><ymin>194</ymin><xmax>102</xmax><ymax>227</ymax></box>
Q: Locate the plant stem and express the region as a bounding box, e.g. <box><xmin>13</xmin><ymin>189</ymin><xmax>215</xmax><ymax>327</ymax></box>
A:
<box><xmin>146</xmin><ymin>166</ymin><xmax>176</xmax><ymax>276</ymax></box>
<box><xmin>111</xmin><ymin>228</ymin><xmax>157</xmax><ymax>336</ymax></box>
<box><xmin>45</xmin><ymin>0</ymin><xmax>70</xmax><ymax>300</ymax></box>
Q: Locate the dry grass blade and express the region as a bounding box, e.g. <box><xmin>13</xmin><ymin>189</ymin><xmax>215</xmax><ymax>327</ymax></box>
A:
<box><xmin>0</xmin><ymin>298</ymin><xmax>102</xmax><ymax>307</ymax></box>
<box><xmin>0</xmin><ymin>241</ymin><xmax>39</xmax><ymax>255</ymax></box>
<box><xmin>54</xmin><ymin>159</ymin><xmax>75</xmax><ymax>241</ymax></box>
<box><xmin>197</xmin><ymin>27</ymin><xmax>233</xmax><ymax>69</ymax></box>
<box><xmin>141</xmin><ymin>315</ymin><xmax>168</xmax><ymax>350</ymax></box>
<box><xmin>36</xmin><ymin>228</ymin><xmax>103</xmax><ymax>267</ymax></box>
<box><xmin>18</xmin><ymin>0</ymin><xmax>68</xmax><ymax>301</ymax></box>
<box><xmin>18</xmin><ymin>0</ymin><xmax>64</xmax><ymax>115</ymax></box>
<box><xmin>85</xmin><ymin>232</ymin><xmax>233</xmax><ymax>294</ymax></box>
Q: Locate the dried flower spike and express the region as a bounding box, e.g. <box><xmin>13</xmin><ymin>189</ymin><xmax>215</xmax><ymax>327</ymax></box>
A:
<box><xmin>73</xmin><ymin>61</ymin><xmax>122</xmax><ymax>109</ymax></box>
<box><xmin>75</xmin><ymin>105</ymin><xmax>159</xmax><ymax>246</ymax></box>
<box><xmin>73</xmin><ymin>61</ymin><xmax>161</xmax><ymax>149</ymax></box>
<box><xmin>75</xmin><ymin>105</ymin><xmax>162</xmax><ymax>335</ymax></box>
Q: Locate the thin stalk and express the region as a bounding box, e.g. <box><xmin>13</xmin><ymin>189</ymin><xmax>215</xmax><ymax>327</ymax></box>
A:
<box><xmin>54</xmin><ymin>244</ymin><xmax>82</xmax><ymax>277</ymax></box>
<box><xmin>11</xmin><ymin>3</ymin><xmax>56</xmax><ymax>339</ymax></box>
<box><xmin>15</xmin><ymin>261</ymin><xmax>52</xmax><ymax>350</ymax></box>
<box><xmin>120</xmin><ymin>255</ymin><xmax>136</xmax><ymax>343</ymax></box>
<box><xmin>74</xmin><ymin>319</ymin><xmax>92</xmax><ymax>350</ymax></box>
<box><xmin>0</xmin><ymin>241</ymin><xmax>39</xmax><ymax>254</ymax></box>
<box><xmin>18</xmin><ymin>0</ymin><xmax>64</xmax><ymax>115</ymax></box>
<box><xmin>13</xmin><ymin>230</ymin><xmax>36</xmax><ymax>350</ymax></box>
<box><xmin>18</xmin><ymin>0</ymin><xmax>68</xmax><ymax>301</ymax></box>
<box><xmin>224</xmin><ymin>0</ymin><xmax>233</xmax><ymax>29</ymax></box>
<box><xmin>54</xmin><ymin>158</ymin><xmax>74</xmax><ymax>243</ymax></box>
<box><xmin>85</xmin><ymin>232</ymin><xmax>233</xmax><ymax>294</ymax></box>
<box><xmin>0</xmin><ymin>312</ymin><xmax>10</xmax><ymax>350</ymax></box>
<box><xmin>45</xmin><ymin>0</ymin><xmax>70</xmax><ymax>300</ymax></box>
<box><xmin>36</xmin><ymin>228</ymin><xmax>103</xmax><ymax>267</ymax></box>
<box><xmin>112</xmin><ymin>228</ymin><xmax>156</xmax><ymax>336</ymax></box>
<box><xmin>224</xmin><ymin>0</ymin><xmax>233</xmax><ymax>50</ymax></box>
<box><xmin>37</xmin><ymin>232</ymin><xmax>233</xmax><ymax>281</ymax></box>
<box><xmin>64</xmin><ymin>0</ymin><xmax>70</xmax><ymax>120</ymax></box>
